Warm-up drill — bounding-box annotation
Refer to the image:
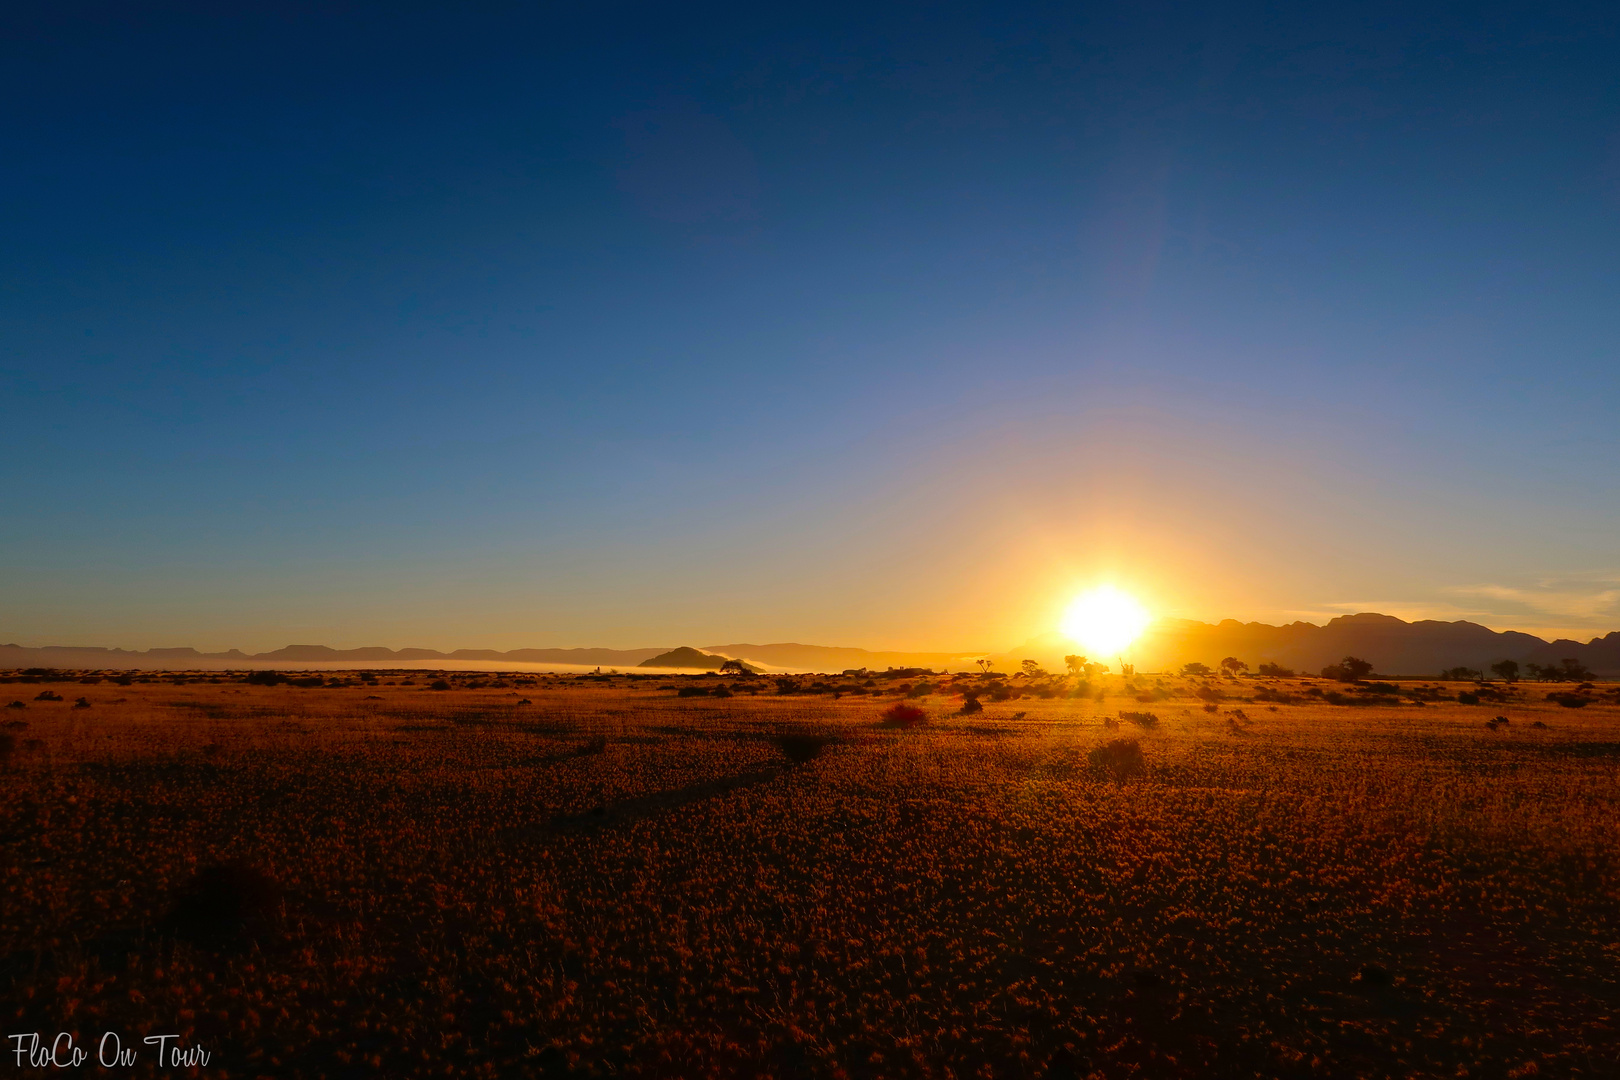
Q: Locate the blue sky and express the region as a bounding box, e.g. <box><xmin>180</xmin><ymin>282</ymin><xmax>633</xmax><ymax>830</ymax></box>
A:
<box><xmin>3</xmin><ymin>2</ymin><xmax>1618</xmax><ymax>651</ymax></box>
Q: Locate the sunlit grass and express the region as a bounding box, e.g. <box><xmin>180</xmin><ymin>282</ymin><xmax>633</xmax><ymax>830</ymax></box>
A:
<box><xmin>2</xmin><ymin>670</ymin><xmax>1617</xmax><ymax>1077</ymax></box>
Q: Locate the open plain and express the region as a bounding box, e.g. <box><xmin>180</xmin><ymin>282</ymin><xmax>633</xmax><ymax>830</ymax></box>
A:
<box><xmin>3</xmin><ymin>669</ymin><xmax>1618</xmax><ymax>1078</ymax></box>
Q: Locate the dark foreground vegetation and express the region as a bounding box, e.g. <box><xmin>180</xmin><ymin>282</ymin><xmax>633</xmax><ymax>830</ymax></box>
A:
<box><xmin>2</xmin><ymin>668</ymin><xmax>1618</xmax><ymax>1078</ymax></box>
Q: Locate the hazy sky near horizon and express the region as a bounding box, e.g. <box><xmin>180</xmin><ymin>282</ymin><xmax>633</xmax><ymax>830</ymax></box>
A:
<box><xmin>4</xmin><ymin>2</ymin><xmax>1619</xmax><ymax>652</ymax></box>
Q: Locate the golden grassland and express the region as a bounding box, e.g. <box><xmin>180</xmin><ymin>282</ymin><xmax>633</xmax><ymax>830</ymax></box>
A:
<box><xmin>2</xmin><ymin>669</ymin><xmax>1619</xmax><ymax>1078</ymax></box>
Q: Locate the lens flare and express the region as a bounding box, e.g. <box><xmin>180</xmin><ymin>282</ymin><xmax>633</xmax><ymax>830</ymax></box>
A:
<box><xmin>1059</xmin><ymin>585</ymin><xmax>1152</xmax><ymax>658</ymax></box>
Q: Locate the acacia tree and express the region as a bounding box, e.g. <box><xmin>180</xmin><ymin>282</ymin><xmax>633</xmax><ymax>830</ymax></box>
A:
<box><xmin>1489</xmin><ymin>659</ymin><xmax>1520</xmax><ymax>683</ymax></box>
<box><xmin>1220</xmin><ymin>656</ymin><xmax>1249</xmax><ymax>678</ymax></box>
<box><xmin>1323</xmin><ymin>656</ymin><xmax>1374</xmax><ymax>682</ymax></box>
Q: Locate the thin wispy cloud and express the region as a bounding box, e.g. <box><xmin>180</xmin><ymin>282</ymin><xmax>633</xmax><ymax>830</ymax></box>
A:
<box><xmin>1448</xmin><ymin>575</ymin><xmax>1620</xmax><ymax>620</ymax></box>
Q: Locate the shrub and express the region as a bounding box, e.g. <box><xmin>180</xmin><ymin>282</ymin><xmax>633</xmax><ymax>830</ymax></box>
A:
<box><xmin>880</xmin><ymin>702</ymin><xmax>927</xmax><ymax>728</ymax></box>
<box><xmin>957</xmin><ymin>694</ymin><xmax>983</xmax><ymax>715</ymax></box>
<box><xmin>1456</xmin><ymin>692</ymin><xmax>1480</xmax><ymax>705</ymax></box>
<box><xmin>244</xmin><ymin>670</ymin><xmax>285</xmax><ymax>686</ymax></box>
<box><xmin>1322</xmin><ymin>656</ymin><xmax>1374</xmax><ymax>682</ymax></box>
<box><xmin>430</xmin><ymin>679</ymin><xmax>452</xmax><ymax>691</ymax></box>
<box><xmin>677</xmin><ymin>686</ymin><xmax>710</xmax><ymax>697</ymax></box>
<box><xmin>0</xmin><ymin>732</ymin><xmax>13</xmax><ymax>764</ymax></box>
<box><xmin>1087</xmin><ymin>737</ymin><xmax>1145</xmax><ymax>781</ymax></box>
<box><xmin>774</xmin><ymin>733</ymin><xmax>833</xmax><ymax>764</ymax></box>
<box><xmin>161</xmin><ymin>861</ymin><xmax>282</xmax><ymax>940</ymax></box>
<box><xmin>33</xmin><ymin>691</ymin><xmax>63</xmax><ymax>702</ymax></box>
<box><xmin>1119</xmin><ymin>710</ymin><xmax>1159</xmax><ymax>729</ymax></box>
<box><xmin>1256</xmin><ymin>662</ymin><xmax>1295</xmax><ymax>678</ymax></box>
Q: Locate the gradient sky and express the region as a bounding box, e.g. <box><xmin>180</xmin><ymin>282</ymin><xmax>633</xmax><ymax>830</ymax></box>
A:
<box><xmin>4</xmin><ymin>2</ymin><xmax>1619</xmax><ymax>652</ymax></box>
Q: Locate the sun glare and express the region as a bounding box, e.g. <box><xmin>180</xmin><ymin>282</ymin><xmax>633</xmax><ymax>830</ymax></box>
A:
<box><xmin>1059</xmin><ymin>585</ymin><xmax>1152</xmax><ymax>658</ymax></box>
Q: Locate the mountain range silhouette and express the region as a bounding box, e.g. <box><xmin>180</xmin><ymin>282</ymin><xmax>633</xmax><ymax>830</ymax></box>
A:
<box><xmin>2</xmin><ymin>613</ymin><xmax>1616</xmax><ymax>675</ymax></box>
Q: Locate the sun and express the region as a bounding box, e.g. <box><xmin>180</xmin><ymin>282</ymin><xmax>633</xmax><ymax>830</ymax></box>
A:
<box><xmin>1059</xmin><ymin>585</ymin><xmax>1152</xmax><ymax>658</ymax></box>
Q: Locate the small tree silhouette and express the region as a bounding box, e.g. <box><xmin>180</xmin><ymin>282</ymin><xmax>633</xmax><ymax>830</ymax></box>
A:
<box><xmin>1323</xmin><ymin>656</ymin><xmax>1373</xmax><ymax>683</ymax></box>
<box><xmin>1490</xmin><ymin>659</ymin><xmax>1520</xmax><ymax>683</ymax></box>
<box><xmin>1220</xmin><ymin>657</ymin><xmax>1248</xmax><ymax>678</ymax></box>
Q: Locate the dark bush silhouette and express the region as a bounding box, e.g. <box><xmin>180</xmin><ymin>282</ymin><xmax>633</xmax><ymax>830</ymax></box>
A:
<box><xmin>1119</xmin><ymin>710</ymin><xmax>1159</xmax><ymax>729</ymax></box>
<box><xmin>1256</xmin><ymin>662</ymin><xmax>1294</xmax><ymax>678</ymax></box>
<box><xmin>1088</xmin><ymin>737</ymin><xmax>1145</xmax><ymax>780</ymax></box>
<box><xmin>957</xmin><ymin>693</ymin><xmax>983</xmax><ymax>715</ymax></box>
<box><xmin>880</xmin><ymin>702</ymin><xmax>927</xmax><ymax>728</ymax></box>
<box><xmin>1490</xmin><ymin>659</ymin><xmax>1520</xmax><ymax>683</ymax></box>
<box><xmin>1322</xmin><ymin>657</ymin><xmax>1374</xmax><ymax>682</ymax></box>
<box><xmin>161</xmin><ymin>861</ymin><xmax>282</xmax><ymax>940</ymax></box>
<box><xmin>430</xmin><ymin>679</ymin><xmax>452</xmax><ymax>691</ymax></box>
<box><xmin>244</xmin><ymin>670</ymin><xmax>285</xmax><ymax>686</ymax></box>
<box><xmin>0</xmin><ymin>732</ymin><xmax>13</xmax><ymax>764</ymax></box>
<box><xmin>1181</xmin><ymin>662</ymin><xmax>1212</xmax><ymax>677</ymax></box>
<box><xmin>1527</xmin><ymin>659</ymin><xmax>1594</xmax><ymax>682</ymax></box>
<box><xmin>1354</xmin><ymin>963</ymin><xmax>1391</xmax><ymax>989</ymax></box>
<box><xmin>5</xmin><ymin>701</ymin><xmax>25</xmax><ymax>710</ymax></box>
<box><xmin>676</xmin><ymin>686</ymin><xmax>710</xmax><ymax>697</ymax></box>
<box><xmin>33</xmin><ymin>691</ymin><xmax>63</xmax><ymax>702</ymax></box>
<box><xmin>774</xmin><ymin>733</ymin><xmax>833</xmax><ymax>764</ymax></box>
<box><xmin>1456</xmin><ymin>691</ymin><xmax>1480</xmax><ymax>705</ymax></box>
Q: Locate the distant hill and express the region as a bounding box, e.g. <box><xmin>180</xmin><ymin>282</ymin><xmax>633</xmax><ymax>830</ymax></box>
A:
<box><xmin>996</xmin><ymin>613</ymin><xmax>1620</xmax><ymax>677</ymax></box>
<box><xmin>2</xmin><ymin>614</ymin><xmax>1617</xmax><ymax>675</ymax></box>
<box><xmin>0</xmin><ymin>642</ymin><xmax>666</xmax><ymax>670</ymax></box>
<box><xmin>638</xmin><ymin>647</ymin><xmax>728</xmax><ymax>670</ymax></box>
